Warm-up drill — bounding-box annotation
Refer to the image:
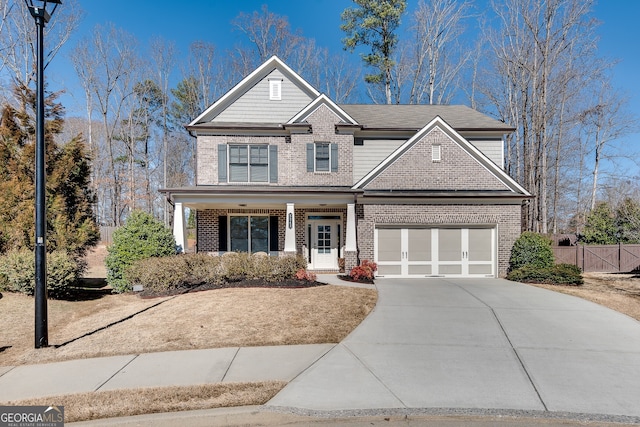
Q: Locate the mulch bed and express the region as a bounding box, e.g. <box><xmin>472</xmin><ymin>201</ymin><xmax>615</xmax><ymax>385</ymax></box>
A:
<box><xmin>336</xmin><ymin>274</ymin><xmax>374</xmax><ymax>285</ymax></box>
<box><xmin>139</xmin><ymin>278</ymin><xmax>327</xmax><ymax>298</ymax></box>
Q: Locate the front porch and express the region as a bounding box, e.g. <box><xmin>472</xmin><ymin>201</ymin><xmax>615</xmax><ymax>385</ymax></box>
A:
<box><xmin>163</xmin><ymin>187</ymin><xmax>359</xmax><ymax>272</ymax></box>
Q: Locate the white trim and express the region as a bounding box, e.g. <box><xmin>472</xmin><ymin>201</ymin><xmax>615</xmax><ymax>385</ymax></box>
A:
<box><xmin>432</xmin><ymin>144</ymin><xmax>441</xmax><ymax>162</ymax></box>
<box><xmin>189</xmin><ymin>56</ymin><xmax>319</xmax><ymax>126</ymax></box>
<box><xmin>288</xmin><ymin>94</ymin><xmax>358</xmax><ymax>125</ymax></box>
<box><xmin>352</xmin><ymin>116</ymin><xmax>530</xmax><ymax>196</ymax></box>
<box><xmin>345</xmin><ymin>203</ymin><xmax>357</xmax><ymax>251</ymax></box>
<box><xmin>284</xmin><ymin>203</ymin><xmax>296</xmax><ymax>253</ymax></box>
<box><xmin>173</xmin><ymin>202</ymin><xmax>187</xmax><ymax>253</ymax></box>
<box><xmin>269</xmin><ymin>79</ymin><xmax>282</xmax><ymax>101</ymax></box>
<box><xmin>374</xmin><ymin>225</ymin><xmax>496</xmax><ymax>278</ymax></box>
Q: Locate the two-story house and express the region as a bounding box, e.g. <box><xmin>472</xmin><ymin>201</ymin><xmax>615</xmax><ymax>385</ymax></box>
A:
<box><xmin>160</xmin><ymin>56</ymin><xmax>530</xmax><ymax>278</ymax></box>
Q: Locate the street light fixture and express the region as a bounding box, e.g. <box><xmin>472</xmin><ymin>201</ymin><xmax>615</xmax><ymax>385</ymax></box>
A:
<box><xmin>24</xmin><ymin>0</ymin><xmax>62</xmax><ymax>349</ymax></box>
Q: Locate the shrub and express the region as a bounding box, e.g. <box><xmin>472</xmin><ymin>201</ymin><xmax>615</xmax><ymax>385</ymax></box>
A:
<box><xmin>269</xmin><ymin>254</ymin><xmax>307</xmax><ymax>282</ymax></box>
<box><xmin>106</xmin><ymin>210</ymin><xmax>177</xmax><ymax>293</ymax></box>
<box><xmin>295</xmin><ymin>268</ymin><xmax>317</xmax><ymax>282</ymax></box>
<box><xmin>219</xmin><ymin>252</ymin><xmax>307</xmax><ymax>282</ymax></box>
<box><xmin>507</xmin><ymin>263</ymin><xmax>583</xmax><ymax>285</ymax></box>
<box><xmin>349</xmin><ymin>259</ymin><xmax>377</xmax><ymax>282</ymax></box>
<box><xmin>509</xmin><ymin>232</ymin><xmax>554</xmax><ymax>271</ymax></box>
<box><xmin>126</xmin><ymin>252</ymin><xmax>309</xmax><ymax>294</ymax></box>
<box><xmin>126</xmin><ymin>253</ymin><xmax>223</xmax><ymax>294</ymax></box>
<box><xmin>0</xmin><ymin>249</ymin><xmax>84</xmax><ymax>298</ymax></box>
<box><xmin>219</xmin><ymin>252</ymin><xmax>253</xmax><ymax>280</ymax></box>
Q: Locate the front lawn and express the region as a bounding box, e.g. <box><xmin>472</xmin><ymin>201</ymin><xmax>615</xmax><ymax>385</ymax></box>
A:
<box><xmin>0</xmin><ymin>284</ymin><xmax>377</xmax><ymax>366</ymax></box>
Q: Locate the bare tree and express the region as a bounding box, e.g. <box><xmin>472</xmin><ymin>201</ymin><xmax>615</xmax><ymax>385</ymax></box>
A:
<box><xmin>578</xmin><ymin>79</ymin><xmax>637</xmax><ymax>211</ymax></box>
<box><xmin>0</xmin><ymin>0</ymin><xmax>81</xmax><ymax>90</ymax></box>
<box><xmin>70</xmin><ymin>23</ymin><xmax>141</xmax><ymax>226</ymax></box>
<box><xmin>482</xmin><ymin>0</ymin><xmax>601</xmax><ymax>233</ymax></box>
<box><xmin>407</xmin><ymin>0</ymin><xmax>474</xmax><ymax>104</ymax></box>
<box><xmin>232</xmin><ymin>5</ymin><xmax>305</xmax><ymax>66</ymax></box>
<box><xmin>150</xmin><ymin>36</ymin><xmax>176</xmax><ymax>225</ymax></box>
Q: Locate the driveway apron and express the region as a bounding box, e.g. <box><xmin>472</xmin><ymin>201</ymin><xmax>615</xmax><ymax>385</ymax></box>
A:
<box><xmin>267</xmin><ymin>278</ymin><xmax>640</xmax><ymax>418</ymax></box>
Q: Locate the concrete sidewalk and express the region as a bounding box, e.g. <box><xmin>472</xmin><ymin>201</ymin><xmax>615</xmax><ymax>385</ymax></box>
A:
<box><xmin>0</xmin><ymin>344</ymin><xmax>334</xmax><ymax>402</ymax></box>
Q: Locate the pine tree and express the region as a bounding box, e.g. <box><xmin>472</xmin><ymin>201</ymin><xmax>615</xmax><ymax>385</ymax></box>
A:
<box><xmin>0</xmin><ymin>84</ymin><xmax>99</xmax><ymax>256</ymax></box>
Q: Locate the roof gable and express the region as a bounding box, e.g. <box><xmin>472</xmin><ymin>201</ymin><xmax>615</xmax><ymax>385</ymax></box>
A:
<box><xmin>189</xmin><ymin>56</ymin><xmax>320</xmax><ymax>126</ymax></box>
<box><xmin>353</xmin><ymin>116</ymin><xmax>529</xmax><ymax>195</ymax></box>
<box><xmin>288</xmin><ymin>94</ymin><xmax>358</xmax><ymax>125</ymax></box>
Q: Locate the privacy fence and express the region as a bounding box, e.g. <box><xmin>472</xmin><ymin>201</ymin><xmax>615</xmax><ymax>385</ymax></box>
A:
<box><xmin>553</xmin><ymin>244</ymin><xmax>640</xmax><ymax>273</ymax></box>
<box><xmin>100</xmin><ymin>226</ymin><xmax>117</xmax><ymax>244</ymax></box>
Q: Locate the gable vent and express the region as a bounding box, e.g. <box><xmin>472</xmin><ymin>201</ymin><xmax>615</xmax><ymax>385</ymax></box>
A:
<box><xmin>269</xmin><ymin>79</ymin><xmax>282</xmax><ymax>101</ymax></box>
<box><xmin>432</xmin><ymin>144</ymin><xmax>441</xmax><ymax>162</ymax></box>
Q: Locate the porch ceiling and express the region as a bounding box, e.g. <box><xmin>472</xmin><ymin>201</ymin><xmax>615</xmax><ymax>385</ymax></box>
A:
<box><xmin>160</xmin><ymin>186</ymin><xmax>357</xmax><ymax>210</ymax></box>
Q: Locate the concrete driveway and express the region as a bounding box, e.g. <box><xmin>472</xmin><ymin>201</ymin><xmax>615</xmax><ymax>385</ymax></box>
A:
<box><xmin>268</xmin><ymin>278</ymin><xmax>640</xmax><ymax>420</ymax></box>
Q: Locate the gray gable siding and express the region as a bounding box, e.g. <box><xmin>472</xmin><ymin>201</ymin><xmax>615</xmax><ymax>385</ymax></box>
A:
<box><xmin>353</xmin><ymin>139</ymin><xmax>405</xmax><ymax>183</ymax></box>
<box><xmin>362</xmin><ymin>127</ymin><xmax>510</xmax><ymax>191</ymax></box>
<box><xmin>213</xmin><ymin>70</ymin><xmax>313</xmax><ymax>123</ymax></box>
<box><xmin>468</xmin><ymin>139</ymin><xmax>504</xmax><ymax>169</ymax></box>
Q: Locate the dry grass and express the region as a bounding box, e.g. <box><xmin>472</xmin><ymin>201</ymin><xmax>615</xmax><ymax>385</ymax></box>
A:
<box><xmin>0</xmin><ymin>285</ymin><xmax>377</xmax><ymax>366</ymax></box>
<box><xmin>0</xmin><ymin>278</ymin><xmax>375</xmax><ymax>423</ymax></box>
<box><xmin>7</xmin><ymin>381</ymin><xmax>286</xmax><ymax>423</ymax></box>
<box><xmin>527</xmin><ymin>272</ymin><xmax>640</xmax><ymax>321</ymax></box>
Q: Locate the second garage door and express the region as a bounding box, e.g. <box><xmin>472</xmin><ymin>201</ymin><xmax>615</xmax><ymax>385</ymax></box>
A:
<box><xmin>375</xmin><ymin>227</ymin><xmax>495</xmax><ymax>277</ymax></box>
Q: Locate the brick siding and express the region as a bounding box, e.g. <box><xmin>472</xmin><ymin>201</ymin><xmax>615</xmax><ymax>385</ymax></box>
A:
<box><xmin>364</xmin><ymin>127</ymin><xmax>508</xmax><ymax>191</ymax></box>
<box><xmin>357</xmin><ymin>203</ymin><xmax>522</xmax><ymax>277</ymax></box>
<box><xmin>197</xmin><ymin>105</ymin><xmax>355</xmax><ymax>187</ymax></box>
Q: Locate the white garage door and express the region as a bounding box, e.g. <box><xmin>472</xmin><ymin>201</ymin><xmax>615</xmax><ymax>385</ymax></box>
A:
<box><xmin>374</xmin><ymin>227</ymin><xmax>495</xmax><ymax>277</ymax></box>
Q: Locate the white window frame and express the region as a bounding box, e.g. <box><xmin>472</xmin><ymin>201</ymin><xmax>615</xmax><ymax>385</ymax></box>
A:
<box><xmin>432</xmin><ymin>144</ymin><xmax>441</xmax><ymax>162</ymax></box>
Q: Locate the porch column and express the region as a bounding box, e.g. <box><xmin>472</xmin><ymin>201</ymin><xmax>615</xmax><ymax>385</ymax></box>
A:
<box><xmin>284</xmin><ymin>202</ymin><xmax>296</xmax><ymax>253</ymax></box>
<box><xmin>345</xmin><ymin>203</ymin><xmax>357</xmax><ymax>251</ymax></box>
<box><xmin>345</xmin><ymin>203</ymin><xmax>358</xmax><ymax>271</ymax></box>
<box><xmin>173</xmin><ymin>202</ymin><xmax>187</xmax><ymax>253</ymax></box>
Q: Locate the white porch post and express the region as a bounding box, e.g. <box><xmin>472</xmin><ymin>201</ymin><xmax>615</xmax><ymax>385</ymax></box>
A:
<box><xmin>173</xmin><ymin>201</ymin><xmax>187</xmax><ymax>253</ymax></box>
<box><xmin>345</xmin><ymin>203</ymin><xmax>357</xmax><ymax>251</ymax></box>
<box><xmin>284</xmin><ymin>202</ymin><xmax>296</xmax><ymax>253</ymax></box>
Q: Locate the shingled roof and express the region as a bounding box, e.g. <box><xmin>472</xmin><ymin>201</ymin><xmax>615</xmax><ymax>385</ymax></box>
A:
<box><xmin>339</xmin><ymin>104</ymin><xmax>514</xmax><ymax>132</ymax></box>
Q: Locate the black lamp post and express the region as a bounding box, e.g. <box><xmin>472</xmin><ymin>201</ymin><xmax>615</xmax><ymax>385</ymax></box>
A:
<box><xmin>25</xmin><ymin>0</ymin><xmax>61</xmax><ymax>349</ymax></box>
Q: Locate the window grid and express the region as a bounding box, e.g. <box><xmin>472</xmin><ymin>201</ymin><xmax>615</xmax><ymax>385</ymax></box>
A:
<box><xmin>228</xmin><ymin>144</ymin><xmax>268</xmax><ymax>182</ymax></box>
<box><xmin>315</xmin><ymin>142</ymin><xmax>330</xmax><ymax>172</ymax></box>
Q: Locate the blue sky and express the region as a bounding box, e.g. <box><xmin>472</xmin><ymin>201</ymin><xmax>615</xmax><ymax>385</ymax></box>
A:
<box><xmin>48</xmin><ymin>0</ymin><xmax>639</xmax><ymax>176</ymax></box>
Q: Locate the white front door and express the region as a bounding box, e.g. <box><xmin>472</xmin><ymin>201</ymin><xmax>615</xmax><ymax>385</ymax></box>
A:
<box><xmin>309</xmin><ymin>220</ymin><xmax>340</xmax><ymax>270</ymax></box>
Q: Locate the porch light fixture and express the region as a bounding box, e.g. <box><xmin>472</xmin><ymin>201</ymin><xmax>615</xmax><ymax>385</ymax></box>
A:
<box><xmin>25</xmin><ymin>0</ymin><xmax>62</xmax><ymax>349</ymax></box>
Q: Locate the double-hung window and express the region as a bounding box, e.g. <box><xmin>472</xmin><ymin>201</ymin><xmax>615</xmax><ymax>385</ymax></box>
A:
<box><xmin>315</xmin><ymin>142</ymin><xmax>330</xmax><ymax>172</ymax></box>
<box><xmin>228</xmin><ymin>144</ymin><xmax>269</xmax><ymax>182</ymax></box>
<box><xmin>306</xmin><ymin>142</ymin><xmax>338</xmax><ymax>173</ymax></box>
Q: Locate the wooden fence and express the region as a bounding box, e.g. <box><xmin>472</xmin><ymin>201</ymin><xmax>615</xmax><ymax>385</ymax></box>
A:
<box><xmin>100</xmin><ymin>226</ymin><xmax>117</xmax><ymax>244</ymax></box>
<box><xmin>553</xmin><ymin>244</ymin><xmax>640</xmax><ymax>273</ymax></box>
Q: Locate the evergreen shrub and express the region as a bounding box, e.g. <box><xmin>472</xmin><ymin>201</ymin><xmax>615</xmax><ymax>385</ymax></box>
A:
<box><xmin>0</xmin><ymin>249</ymin><xmax>84</xmax><ymax>298</ymax></box>
<box><xmin>506</xmin><ymin>263</ymin><xmax>583</xmax><ymax>285</ymax></box>
<box><xmin>106</xmin><ymin>211</ymin><xmax>176</xmax><ymax>293</ymax></box>
<box><xmin>509</xmin><ymin>232</ymin><xmax>554</xmax><ymax>271</ymax></box>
